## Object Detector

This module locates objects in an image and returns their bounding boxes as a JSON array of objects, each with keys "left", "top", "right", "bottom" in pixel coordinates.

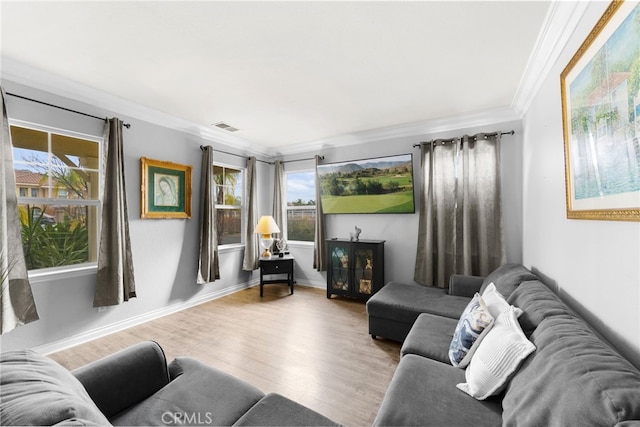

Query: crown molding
[
  {"left": 1, "top": 58, "right": 272, "bottom": 158},
  {"left": 276, "top": 106, "right": 523, "bottom": 156},
  {"left": 511, "top": 0, "right": 591, "bottom": 115},
  {"left": 4, "top": 53, "right": 532, "bottom": 161},
  {"left": 2, "top": 1, "right": 592, "bottom": 160}
]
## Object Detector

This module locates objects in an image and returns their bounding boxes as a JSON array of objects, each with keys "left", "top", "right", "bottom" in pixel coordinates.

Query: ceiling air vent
[{"left": 213, "top": 121, "right": 239, "bottom": 132}]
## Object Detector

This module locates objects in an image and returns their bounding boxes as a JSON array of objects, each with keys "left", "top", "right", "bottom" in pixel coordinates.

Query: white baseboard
[
  {"left": 298, "top": 280, "right": 326, "bottom": 289},
  {"left": 36, "top": 278, "right": 326, "bottom": 355},
  {"left": 35, "top": 281, "right": 255, "bottom": 355}
]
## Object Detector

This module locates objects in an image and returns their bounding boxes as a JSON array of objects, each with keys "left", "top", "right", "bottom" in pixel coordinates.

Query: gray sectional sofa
[
  {"left": 367, "top": 264, "right": 640, "bottom": 426},
  {"left": 0, "top": 340, "right": 339, "bottom": 426}
]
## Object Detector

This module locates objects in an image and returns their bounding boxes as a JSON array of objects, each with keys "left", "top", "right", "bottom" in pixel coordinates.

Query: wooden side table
[{"left": 259, "top": 255, "right": 294, "bottom": 297}]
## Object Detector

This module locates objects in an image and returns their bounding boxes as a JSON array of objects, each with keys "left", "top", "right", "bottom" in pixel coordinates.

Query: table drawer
[{"left": 261, "top": 259, "right": 291, "bottom": 274}]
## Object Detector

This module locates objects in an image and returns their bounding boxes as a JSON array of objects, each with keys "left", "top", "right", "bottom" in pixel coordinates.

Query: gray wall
[
  {"left": 282, "top": 119, "right": 524, "bottom": 287},
  {"left": 0, "top": 78, "right": 523, "bottom": 353},
  {"left": 0, "top": 80, "right": 265, "bottom": 352},
  {"left": 522, "top": 1, "right": 640, "bottom": 368}
]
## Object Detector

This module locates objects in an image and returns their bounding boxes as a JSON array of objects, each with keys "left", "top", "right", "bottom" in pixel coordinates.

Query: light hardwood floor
[{"left": 50, "top": 285, "right": 402, "bottom": 426}]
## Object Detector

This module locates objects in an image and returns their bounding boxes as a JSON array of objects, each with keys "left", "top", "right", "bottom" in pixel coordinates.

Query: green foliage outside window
[
  {"left": 19, "top": 206, "right": 89, "bottom": 270},
  {"left": 213, "top": 165, "right": 243, "bottom": 246},
  {"left": 287, "top": 213, "right": 315, "bottom": 241},
  {"left": 286, "top": 171, "right": 316, "bottom": 242},
  {"left": 12, "top": 124, "right": 100, "bottom": 271}
]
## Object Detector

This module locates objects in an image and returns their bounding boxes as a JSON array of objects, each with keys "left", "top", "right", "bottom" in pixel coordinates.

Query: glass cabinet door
[
  {"left": 354, "top": 248, "right": 374, "bottom": 296},
  {"left": 330, "top": 245, "right": 350, "bottom": 292}
]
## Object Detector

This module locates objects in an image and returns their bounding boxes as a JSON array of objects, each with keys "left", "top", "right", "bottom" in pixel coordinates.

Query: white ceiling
[{"left": 1, "top": 1, "right": 552, "bottom": 151}]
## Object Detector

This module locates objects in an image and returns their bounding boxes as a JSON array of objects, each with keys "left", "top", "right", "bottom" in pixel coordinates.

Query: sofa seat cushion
[
  {"left": 502, "top": 314, "right": 640, "bottom": 426},
  {"left": 232, "top": 393, "right": 340, "bottom": 426},
  {"left": 367, "top": 282, "right": 470, "bottom": 323},
  {"left": 373, "top": 355, "right": 502, "bottom": 426},
  {"left": 479, "top": 263, "right": 538, "bottom": 298},
  {"left": 401, "top": 313, "right": 457, "bottom": 364},
  {"left": 111, "top": 357, "right": 264, "bottom": 426},
  {"left": 0, "top": 349, "right": 111, "bottom": 426}
]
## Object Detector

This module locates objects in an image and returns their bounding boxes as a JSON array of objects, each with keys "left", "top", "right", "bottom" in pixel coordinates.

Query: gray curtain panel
[
  {"left": 272, "top": 160, "right": 287, "bottom": 241},
  {"left": 242, "top": 156, "right": 258, "bottom": 271},
  {"left": 94, "top": 118, "right": 136, "bottom": 307},
  {"left": 459, "top": 134, "right": 506, "bottom": 276},
  {"left": 197, "top": 145, "right": 219, "bottom": 284},
  {"left": 313, "top": 154, "right": 326, "bottom": 271},
  {"left": 0, "top": 87, "right": 40, "bottom": 334},
  {"left": 414, "top": 134, "right": 505, "bottom": 288},
  {"left": 414, "top": 140, "right": 459, "bottom": 288}
]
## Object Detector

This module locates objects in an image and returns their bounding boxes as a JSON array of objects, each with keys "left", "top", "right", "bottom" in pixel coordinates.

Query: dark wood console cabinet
[{"left": 326, "top": 239, "right": 385, "bottom": 300}]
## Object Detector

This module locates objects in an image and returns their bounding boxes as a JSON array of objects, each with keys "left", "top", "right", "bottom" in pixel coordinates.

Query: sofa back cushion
[
  {"left": 502, "top": 314, "right": 640, "bottom": 426},
  {"left": 0, "top": 349, "right": 111, "bottom": 426},
  {"left": 479, "top": 264, "right": 538, "bottom": 298},
  {"left": 507, "top": 280, "right": 575, "bottom": 336}
]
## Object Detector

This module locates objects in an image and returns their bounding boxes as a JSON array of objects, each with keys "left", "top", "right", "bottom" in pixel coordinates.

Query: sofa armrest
[
  {"left": 72, "top": 340, "right": 170, "bottom": 419},
  {"left": 448, "top": 275, "right": 485, "bottom": 297}
]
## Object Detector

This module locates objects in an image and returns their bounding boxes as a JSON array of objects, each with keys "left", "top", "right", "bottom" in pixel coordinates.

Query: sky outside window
[{"left": 287, "top": 171, "right": 315, "bottom": 204}]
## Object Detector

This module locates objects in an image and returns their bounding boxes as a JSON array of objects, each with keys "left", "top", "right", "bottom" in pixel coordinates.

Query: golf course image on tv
[{"left": 317, "top": 153, "right": 415, "bottom": 214}]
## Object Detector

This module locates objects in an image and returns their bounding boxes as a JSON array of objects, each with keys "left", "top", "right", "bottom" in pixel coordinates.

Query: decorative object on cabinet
[
  {"left": 349, "top": 226, "right": 362, "bottom": 241},
  {"left": 560, "top": 0, "right": 640, "bottom": 221},
  {"left": 326, "top": 239, "right": 384, "bottom": 300},
  {"left": 140, "top": 157, "right": 192, "bottom": 219}
]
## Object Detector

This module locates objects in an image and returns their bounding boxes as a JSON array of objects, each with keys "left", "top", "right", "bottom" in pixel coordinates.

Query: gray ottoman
[{"left": 366, "top": 281, "right": 470, "bottom": 342}]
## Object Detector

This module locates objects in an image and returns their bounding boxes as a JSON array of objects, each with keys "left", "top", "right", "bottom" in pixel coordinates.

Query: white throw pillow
[
  {"left": 481, "top": 282, "right": 522, "bottom": 319},
  {"left": 456, "top": 306, "right": 536, "bottom": 400}
]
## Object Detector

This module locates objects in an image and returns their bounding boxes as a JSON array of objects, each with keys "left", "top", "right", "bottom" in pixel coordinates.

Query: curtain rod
[
  {"left": 6, "top": 92, "right": 131, "bottom": 128},
  {"left": 281, "top": 155, "right": 324, "bottom": 164},
  {"left": 412, "top": 130, "right": 514, "bottom": 148},
  {"left": 200, "top": 145, "right": 324, "bottom": 165},
  {"left": 199, "top": 145, "right": 272, "bottom": 164}
]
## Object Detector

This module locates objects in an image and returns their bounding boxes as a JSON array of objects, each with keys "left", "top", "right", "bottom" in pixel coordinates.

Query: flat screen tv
[{"left": 317, "top": 153, "right": 415, "bottom": 214}]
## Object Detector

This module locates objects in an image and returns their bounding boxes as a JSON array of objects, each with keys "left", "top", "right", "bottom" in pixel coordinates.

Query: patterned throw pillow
[{"left": 448, "top": 293, "right": 494, "bottom": 368}]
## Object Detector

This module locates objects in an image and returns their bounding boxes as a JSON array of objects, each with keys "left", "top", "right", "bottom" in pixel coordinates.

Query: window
[
  {"left": 11, "top": 123, "right": 101, "bottom": 271},
  {"left": 286, "top": 171, "right": 316, "bottom": 242},
  {"left": 213, "top": 164, "right": 243, "bottom": 246}
]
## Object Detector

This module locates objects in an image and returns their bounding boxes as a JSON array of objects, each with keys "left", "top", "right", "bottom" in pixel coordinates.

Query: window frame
[
  {"left": 9, "top": 119, "right": 103, "bottom": 279},
  {"left": 212, "top": 161, "right": 245, "bottom": 249},
  {"left": 285, "top": 169, "right": 316, "bottom": 244}
]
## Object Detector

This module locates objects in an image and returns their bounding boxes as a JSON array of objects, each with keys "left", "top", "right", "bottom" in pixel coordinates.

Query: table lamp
[{"left": 255, "top": 215, "right": 280, "bottom": 258}]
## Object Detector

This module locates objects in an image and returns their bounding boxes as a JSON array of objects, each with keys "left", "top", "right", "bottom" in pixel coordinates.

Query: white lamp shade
[{"left": 255, "top": 215, "right": 280, "bottom": 235}]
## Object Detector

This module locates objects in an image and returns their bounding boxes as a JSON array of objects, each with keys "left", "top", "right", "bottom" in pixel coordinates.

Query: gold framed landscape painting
[
  {"left": 561, "top": 0, "right": 640, "bottom": 221},
  {"left": 140, "top": 157, "right": 192, "bottom": 219}
]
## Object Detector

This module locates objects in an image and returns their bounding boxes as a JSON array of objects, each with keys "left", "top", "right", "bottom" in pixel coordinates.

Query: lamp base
[{"left": 259, "top": 234, "right": 274, "bottom": 259}]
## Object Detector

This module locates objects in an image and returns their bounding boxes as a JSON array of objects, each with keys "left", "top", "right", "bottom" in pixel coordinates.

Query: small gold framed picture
[{"left": 140, "top": 157, "right": 192, "bottom": 219}]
